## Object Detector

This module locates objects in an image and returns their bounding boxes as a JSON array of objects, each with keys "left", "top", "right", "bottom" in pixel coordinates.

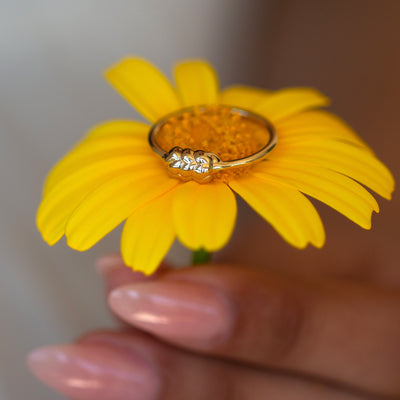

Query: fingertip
[
  {"left": 95, "top": 253, "right": 124, "bottom": 275},
  {"left": 107, "top": 279, "right": 234, "bottom": 348},
  {"left": 27, "top": 342, "right": 160, "bottom": 400},
  {"left": 96, "top": 255, "right": 174, "bottom": 298},
  {"left": 96, "top": 254, "right": 172, "bottom": 278}
]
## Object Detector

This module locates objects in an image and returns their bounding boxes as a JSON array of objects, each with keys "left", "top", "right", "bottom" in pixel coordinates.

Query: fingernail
[
  {"left": 108, "top": 281, "right": 234, "bottom": 346},
  {"left": 95, "top": 254, "right": 124, "bottom": 275},
  {"left": 27, "top": 344, "right": 160, "bottom": 400}
]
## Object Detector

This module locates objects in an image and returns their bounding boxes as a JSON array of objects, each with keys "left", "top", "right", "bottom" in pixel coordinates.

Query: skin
[
  {"left": 28, "top": 3, "right": 400, "bottom": 398},
  {"left": 28, "top": 212, "right": 400, "bottom": 400}
]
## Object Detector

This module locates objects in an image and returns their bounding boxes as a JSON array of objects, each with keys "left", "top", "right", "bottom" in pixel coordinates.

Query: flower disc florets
[{"left": 153, "top": 105, "right": 271, "bottom": 182}]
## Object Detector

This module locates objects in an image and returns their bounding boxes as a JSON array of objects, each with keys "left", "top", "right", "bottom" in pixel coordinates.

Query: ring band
[{"left": 149, "top": 106, "right": 277, "bottom": 181}]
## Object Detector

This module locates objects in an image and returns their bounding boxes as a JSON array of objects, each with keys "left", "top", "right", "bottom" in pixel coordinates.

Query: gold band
[{"left": 149, "top": 106, "right": 277, "bottom": 181}]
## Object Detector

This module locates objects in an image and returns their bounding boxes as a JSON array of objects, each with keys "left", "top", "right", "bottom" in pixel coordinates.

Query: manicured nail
[
  {"left": 108, "top": 281, "right": 234, "bottom": 345},
  {"left": 96, "top": 256, "right": 167, "bottom": 295},
  {"left": 95, "top": 254, "right": 124, "bottom": 275},
  {"left": 27, "top": 344, "right": 160, "bottom": 400}
]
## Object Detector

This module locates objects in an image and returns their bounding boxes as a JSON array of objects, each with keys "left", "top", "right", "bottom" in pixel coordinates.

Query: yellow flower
[{"left": 37, "top": 57, "right": 395, "bottom": 274}]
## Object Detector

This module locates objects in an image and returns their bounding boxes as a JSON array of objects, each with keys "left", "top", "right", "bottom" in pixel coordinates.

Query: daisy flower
[{"left": 37, "top": 57, "right": 394, "bottom": 274}]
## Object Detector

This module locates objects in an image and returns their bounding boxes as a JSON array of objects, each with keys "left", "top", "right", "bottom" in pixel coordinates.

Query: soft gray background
[{"left": 1, "top": 1, "right": 399, "bottom": 399}]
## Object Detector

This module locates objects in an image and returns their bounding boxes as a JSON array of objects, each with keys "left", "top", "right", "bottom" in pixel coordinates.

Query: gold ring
[{"left": 149, "top": 106, "right": 277, "bottom": 181}]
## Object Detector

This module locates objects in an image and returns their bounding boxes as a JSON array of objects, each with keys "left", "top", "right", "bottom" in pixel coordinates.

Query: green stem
[{"left": 192, "top": 248, "right": 211, "bottom": 265}]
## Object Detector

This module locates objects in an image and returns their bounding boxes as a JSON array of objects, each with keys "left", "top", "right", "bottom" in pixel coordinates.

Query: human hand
[{"left": 28, "top": 254, "right": 400, "bottom": 400}]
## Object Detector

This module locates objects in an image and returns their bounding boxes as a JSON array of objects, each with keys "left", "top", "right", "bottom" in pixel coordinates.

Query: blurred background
[{"left": 1, "top": 1, "right": 399, "bottom": 398}]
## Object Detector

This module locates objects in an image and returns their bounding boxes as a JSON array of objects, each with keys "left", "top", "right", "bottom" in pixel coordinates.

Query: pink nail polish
[
  {"left": 27, "top": 344, "right": 160, "bottom": 400},
  {"left": 95, "top": 254, "right": 124, "bottom": 275},
  {"left": 108, "top": 281, "right": 234, "bottom": 346}
]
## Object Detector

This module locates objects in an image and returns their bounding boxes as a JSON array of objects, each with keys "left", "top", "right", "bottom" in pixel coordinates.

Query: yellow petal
[
  {"left": 230, "top": 175, "right": 325, "bottom": 248},
  {"left": 253, "top": 160, "right": 379, "bottom": 229},
  {"left": 279, "top": 132, "right": 369, "bottom": 152},
  {"left": 253, "top": 88, "right": 330, "bottom": 123},
  {"left": 121, "top": 189, "right": 176, "bottom": 275},
  {"left": 65, "top": 166, "right": 178, "bottom": 251},
  {"left": 173, "top": 181, "right": 237, "bottom": 251},
  {"left": 105, "top": 57, "right": 181, "bottom": 122},
  {"left": 275, "top": 110, "right": 370, "bottom": 150},
  {"left": 37, "top": 155, "right": 154, "bottom": 245},
  {"left": 44, "top": 134, "right": 150, "bottom": 195},
  {"left": 174, "top": 60, "right": 219, "bottom": 106},
  {"left": 271, "top": 140, "right": 395, "bottom": 199},
  {"left": 219, "top": 85, "right": 270, "bottom": 110},
  {"left": 84, "top": 120, "right": 150, "bottom": 140}
]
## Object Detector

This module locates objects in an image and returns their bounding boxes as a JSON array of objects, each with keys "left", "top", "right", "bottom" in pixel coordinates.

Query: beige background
[{"left": 1, "top": 1, "right": 399, "bottom": 399}]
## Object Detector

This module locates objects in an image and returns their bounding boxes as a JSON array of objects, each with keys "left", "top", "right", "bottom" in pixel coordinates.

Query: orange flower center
[{"left": 155, "top": 105, "right": 272, "bottom": 182}]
